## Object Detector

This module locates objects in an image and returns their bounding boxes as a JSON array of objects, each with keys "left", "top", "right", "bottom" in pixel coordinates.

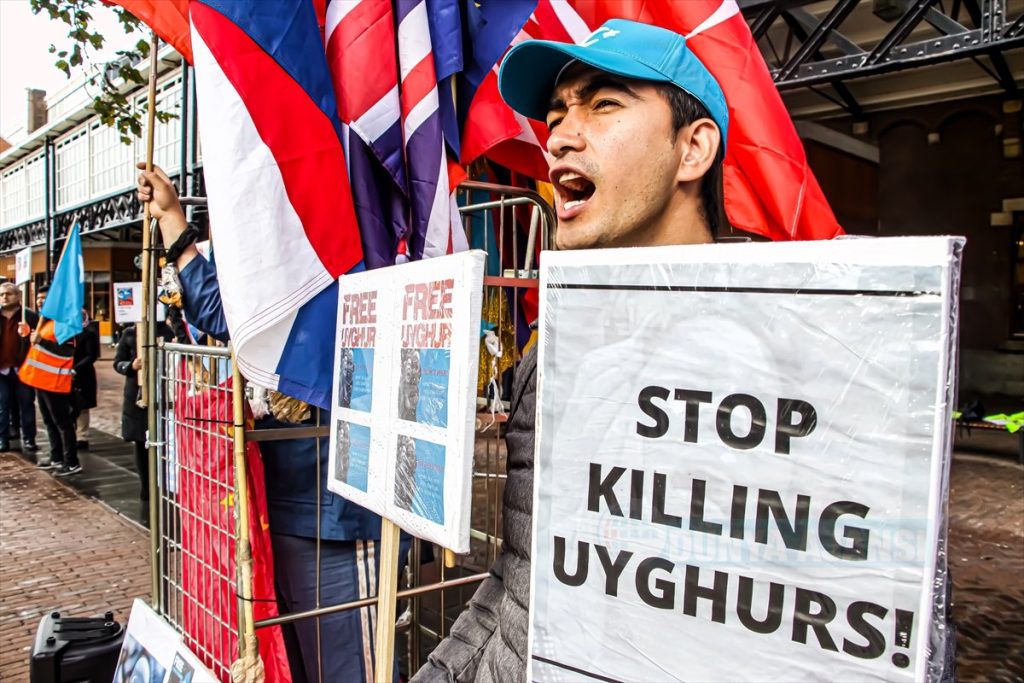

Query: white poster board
[
  {"left": 328, "top": 251, "right": 486, "bottom": 552},
  {"left": 529, "top": 237, "right": 962, "bottom": 682},
  {"left": 114, "top": 599, "right": 216, "bottom": 683},
  {"left": 15, "top": 246, "right": 32, "bottom": 285},
  {"left": 115, "top": 281, "right": 166, "bottom": 323}
]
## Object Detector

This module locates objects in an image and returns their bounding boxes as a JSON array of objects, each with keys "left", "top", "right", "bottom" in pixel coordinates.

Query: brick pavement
[
  {"left": 947, "top": 454, "right": 1024, "bottom": 682},
  {"left": 0, "top": 453, "right": 150, "bottom": 681},
  {"left": 91, "top": 356, "right": 123, "bottom": 439}
]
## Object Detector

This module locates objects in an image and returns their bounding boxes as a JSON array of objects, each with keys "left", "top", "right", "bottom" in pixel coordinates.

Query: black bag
[{"left": 30, "top": 611, "right": 124, "bottom": 683}]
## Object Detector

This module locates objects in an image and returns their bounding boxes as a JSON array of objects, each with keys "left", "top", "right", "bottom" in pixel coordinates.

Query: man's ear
[{"left": 676, "top": 118, "right": 721, "bottom": 184}]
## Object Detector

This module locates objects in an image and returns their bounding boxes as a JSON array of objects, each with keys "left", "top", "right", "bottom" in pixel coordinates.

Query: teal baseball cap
[{"left": 498, "top": 18, "right": 728, "bottom": 142}]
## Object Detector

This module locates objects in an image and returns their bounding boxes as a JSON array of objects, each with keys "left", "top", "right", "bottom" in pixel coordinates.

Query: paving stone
[{"left": 0, "top": 453, "right": 150, "bottom": 680}]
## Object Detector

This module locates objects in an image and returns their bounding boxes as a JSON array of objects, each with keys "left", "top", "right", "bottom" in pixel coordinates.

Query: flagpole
[
  {"left": 139, "top": 31, "right": 159, "bottom": 410},
  {"left": 138, "top": 30, "right": 160, "bottom": 611}
]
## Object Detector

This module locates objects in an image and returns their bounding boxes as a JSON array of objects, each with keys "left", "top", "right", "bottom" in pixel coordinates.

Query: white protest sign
[
  {"left": 529, "top": 237, "right": 962, "bottom": 682},
  {"left": 328, "top": 251, "right": 485, "bottom": 552},
  {"left": 113, "top": 598, "right": 216, "bottom": 682},
  {"left": 15, "top": 246, "right": 32, "bottom": 285},
  {"left": 114, "top": 282, "right": 142, "bottom": 323},
  {"left": 115, "top": 282, "right": 165, "bottom": 323}
]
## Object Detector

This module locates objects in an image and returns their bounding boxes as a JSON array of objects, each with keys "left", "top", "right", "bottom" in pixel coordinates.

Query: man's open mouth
[{"left": 553, "top": 169, "right": 596, "bottom": 212}]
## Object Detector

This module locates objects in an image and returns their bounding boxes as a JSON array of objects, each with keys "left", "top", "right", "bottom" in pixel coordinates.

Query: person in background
[
  {"left": 114, "top": 321, "right": 173, "bottom": 525},
  {"left": 72, "top": 308, "right": 100, "bottom": 451},
  {"left": 19, "top": 285, "right": 81, "bottom": 475},
  {"left": 0, "top": 282, "right": 39, "bottom": 454}
]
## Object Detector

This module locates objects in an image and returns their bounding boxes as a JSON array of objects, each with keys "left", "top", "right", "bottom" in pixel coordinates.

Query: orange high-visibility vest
[{"left": 18, "top": 320, "right": 74, "bottom": 393}]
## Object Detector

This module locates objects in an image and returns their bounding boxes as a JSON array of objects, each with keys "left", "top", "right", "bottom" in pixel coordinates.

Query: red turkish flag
[
  {"left": 103, "top": 0, "right": 193, "bottom": 63},
  {"left": 463, "top": 0, "right": 843, "bottom": 241},
  {"left": 175, "top": 366, "right": 291, "bottom": 681}
]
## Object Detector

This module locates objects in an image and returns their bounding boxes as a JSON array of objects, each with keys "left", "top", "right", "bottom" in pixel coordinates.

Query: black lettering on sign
[
  {"left": 588, "top": 463, "right": 625, "bottom": 516},
  {"left": 674, "top": 389, "right": 713, "bottom": 443},
  {"left": 730, "top": 485, "right": 748, "bottom": 540},
  {"left": 629, "top": 469, "right": 644, "bottom": 521},
  {"left": 716, "top": 394, "right": 768, "bottom": 449},
  {"left": 553, "top": 536, "right": 588, "bottom": 587},
  {"left": 636, "top": 386, "right": 671, "bottom": 438},
  {"left": 792, "top": 588, "right": 839, "bottom": 652},
  {"left": 755, "top": 489, "right": 811, "bottom": 551},
  {"left": 636, "top": 557, "right": 676, "bottom": 610},
  {"left": 843, "top": 601, "right": 887, "bottom": 659},
  {"left": 689, "top": 479, "right": 724, "bottom": 536},
  {"left": 595, "top": 544, "right": 634, "bottom": 597},
  {"left": 683, "top": 564, "right": 729, "bottom": 624},
  {"left": 776, "top": 398, "right": 817, "bottom": 455},
  {"left": 651, "top": 472, "right": 682, "bottom": 528},
  {"left": 819, "top": 501, "right": 871, "bottom": 561},
  {"left": 736, "top": 575, "right": 784, "bottom": 634}
]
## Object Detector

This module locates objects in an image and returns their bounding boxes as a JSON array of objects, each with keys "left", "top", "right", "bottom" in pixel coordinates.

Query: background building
[{"left": 0, "top": 47, "right": 198, "bottom": 342}]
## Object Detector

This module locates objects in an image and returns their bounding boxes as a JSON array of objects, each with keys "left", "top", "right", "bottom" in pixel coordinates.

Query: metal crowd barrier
[
  {"left": 148, "top": 181, "right": 555, "bottom": 680},
  {"left": 153, "top": 342, "right": 243, "bottom": 681}
]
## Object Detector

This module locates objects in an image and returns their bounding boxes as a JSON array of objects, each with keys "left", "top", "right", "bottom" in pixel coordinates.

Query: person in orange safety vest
[{"left": 18, "top": 285, "right": 81, "bottom": 476}]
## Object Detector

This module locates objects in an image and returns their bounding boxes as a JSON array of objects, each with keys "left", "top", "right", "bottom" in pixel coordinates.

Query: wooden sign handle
[{"left": 373, "top": 519, "right": 402, "bottom": 682}]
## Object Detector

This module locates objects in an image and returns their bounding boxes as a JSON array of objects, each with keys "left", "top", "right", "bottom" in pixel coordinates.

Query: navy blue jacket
[{"left": 178, "top": 256, "right": 384, "bottom": 541}]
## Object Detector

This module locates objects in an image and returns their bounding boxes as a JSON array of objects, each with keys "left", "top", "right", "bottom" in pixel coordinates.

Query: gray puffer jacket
[{"left": 412, "top": 346, "right": 537, "bottom": 683}]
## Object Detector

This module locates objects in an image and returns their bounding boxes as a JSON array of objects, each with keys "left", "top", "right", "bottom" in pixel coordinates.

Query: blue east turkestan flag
[{"left": 41, "top": 223, "right": 84, "bottom": 344}]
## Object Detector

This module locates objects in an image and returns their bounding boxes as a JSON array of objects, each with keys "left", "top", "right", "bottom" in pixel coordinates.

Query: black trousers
[
  {"left": 132, "top": 440, "right": 149, "bottom": 501},
  {"left": 0, "top": 371, "right": 36, "bottom": 442},
  {"left": 38, "top": 390, "right": 78, "bottom": 467}
]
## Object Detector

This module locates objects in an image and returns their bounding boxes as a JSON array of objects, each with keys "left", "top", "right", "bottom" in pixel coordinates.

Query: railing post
[
  {"left": 43, "top": 137, "right": 54, "bottom": 282},
  {"left": 179, "top": 65, "right": 189, "bottom": 201}
]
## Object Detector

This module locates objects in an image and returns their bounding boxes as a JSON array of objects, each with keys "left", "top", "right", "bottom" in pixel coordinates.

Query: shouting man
[{"left": 414, "top": 18, "right": 727, "bottom": 682}]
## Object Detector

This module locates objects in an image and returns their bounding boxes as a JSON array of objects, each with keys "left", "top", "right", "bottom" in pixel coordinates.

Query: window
[
  {"left": 90, "top": 121, "right": 135, "bottom": 197},
  {"left": 1, "top": 163, "right": 27, "bottom": 227},
  {"left": 84, "top": 271, "right": 113, "bottom": 323},
  {"left": 138, "top": 75, "right": 183, "bottom": 173},
  {"left": 24, "top": 153, "right": 45, "bottom": 220},
  {"left": 55, "top": 127, "right": 90, "bottom": 209}
]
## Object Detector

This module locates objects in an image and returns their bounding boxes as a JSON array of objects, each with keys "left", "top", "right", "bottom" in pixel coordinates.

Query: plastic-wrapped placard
[
  {"left": 328, "top": 251, "right": 485, "bottom": 552},
  {"left": 529, "top": 237, "right": 963, "bottom": 682}
]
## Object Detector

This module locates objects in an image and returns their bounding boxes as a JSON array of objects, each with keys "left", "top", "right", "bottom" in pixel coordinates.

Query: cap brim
[{"left": 498, "top": 40, "right": 670, "bottom": 122}]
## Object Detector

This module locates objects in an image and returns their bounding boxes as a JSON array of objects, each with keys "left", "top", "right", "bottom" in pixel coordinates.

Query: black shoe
[
  {"left": 22, "top": 440, "right": 39, "bottom": 453},
  {"left": 36, "top": 459, "right": 58, "bottom": 469},
  {"left": 54, "top": 464, "right": 83, "bottom": 477},
  {"left": 76, "top": 440, "right": 89, "bottom": 450}
]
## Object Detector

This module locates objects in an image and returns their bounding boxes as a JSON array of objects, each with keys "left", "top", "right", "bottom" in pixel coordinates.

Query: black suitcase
[{"left": 30, "top": 611, "right": 125, "bottom": 683}]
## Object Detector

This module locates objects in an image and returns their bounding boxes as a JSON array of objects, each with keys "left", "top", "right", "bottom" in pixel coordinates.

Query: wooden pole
[
  {"left": 139, "top": 31, "right": 159, "bottom": 410},
  {"left": 138, "top": 31, "right": 160, "bottom": 609},
  {"left": 373, "top": 519, "right": 402, "bottom": 682},
  {"left": 231, "top": 349, "right": 257, "bottom": 658}
]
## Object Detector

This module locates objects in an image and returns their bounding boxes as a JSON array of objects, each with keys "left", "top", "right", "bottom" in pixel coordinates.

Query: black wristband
[{"left": 165, "top": 224, "right": 200, "bottom": 262}]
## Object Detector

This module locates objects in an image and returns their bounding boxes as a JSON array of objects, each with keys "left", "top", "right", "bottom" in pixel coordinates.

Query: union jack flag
[{"left": 325, "top": 0, "right": 468, "bottom": 269}]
